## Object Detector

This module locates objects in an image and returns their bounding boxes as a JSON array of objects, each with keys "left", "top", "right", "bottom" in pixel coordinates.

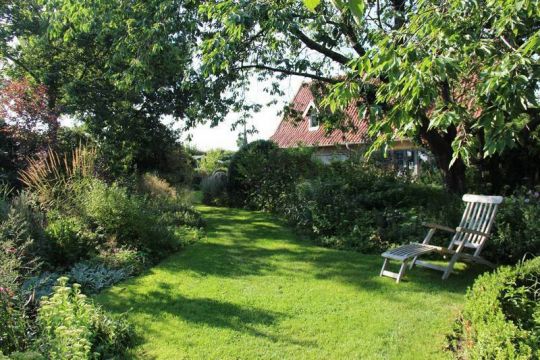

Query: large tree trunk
[{"left": 419, "top": 121, "right": 466, "bottom": 194}]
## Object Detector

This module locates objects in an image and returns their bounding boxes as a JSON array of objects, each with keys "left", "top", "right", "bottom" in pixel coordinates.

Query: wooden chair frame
[{"left": 380, "top": 194, "right": 503, "bottom": 283}]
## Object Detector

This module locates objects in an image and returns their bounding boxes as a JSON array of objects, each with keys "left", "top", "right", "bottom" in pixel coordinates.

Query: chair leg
[
  {"left": 442, "top": 254, "right": 460, "bottom": 280},
  {"left": 380, "top": 258, "right": 388, "bottom": 277},
  {"left": 410, "top": 256, "right": 418, "bottom": 270},
  {"left": 396, "top": 261, "right": 408, "bottom": 283}
]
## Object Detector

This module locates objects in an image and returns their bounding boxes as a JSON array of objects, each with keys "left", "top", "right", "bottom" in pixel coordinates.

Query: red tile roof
[{"left": 270, "top": 83, "right": 368, "bottom": 148}]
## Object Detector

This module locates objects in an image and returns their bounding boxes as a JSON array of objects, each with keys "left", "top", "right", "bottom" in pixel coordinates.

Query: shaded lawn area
[{"left": 95, "top": 205, "right": 483, "bottom": 359}]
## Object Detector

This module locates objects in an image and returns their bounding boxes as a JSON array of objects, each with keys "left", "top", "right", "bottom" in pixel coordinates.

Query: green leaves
[
  {"left": 306, "top": 0, "right": 366, "bottom": 18},
  {"left": 345, "top": 0, "right": 365, "bottom": 20},
  {"left": 303, "top": 0, "right": 321, "bottom": 12}
]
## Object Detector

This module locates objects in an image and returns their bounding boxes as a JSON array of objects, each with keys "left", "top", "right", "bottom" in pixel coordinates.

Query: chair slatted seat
[{"left": 380, "top": 194, "right": 503, "bottom": 283}]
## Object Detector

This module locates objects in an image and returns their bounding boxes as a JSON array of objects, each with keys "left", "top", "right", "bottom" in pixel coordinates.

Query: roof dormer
[{"left": 303, "top": 101, "right": 319, "bottom": 131}]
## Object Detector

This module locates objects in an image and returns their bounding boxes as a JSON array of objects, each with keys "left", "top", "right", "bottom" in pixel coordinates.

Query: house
[{"left": 270, "top": 82, "right": 424, "bottom": 173}]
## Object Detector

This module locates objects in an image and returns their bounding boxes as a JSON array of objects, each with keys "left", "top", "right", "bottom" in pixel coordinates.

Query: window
[{"left": 304, "top": 102, "right": 319, "bottom": 131}]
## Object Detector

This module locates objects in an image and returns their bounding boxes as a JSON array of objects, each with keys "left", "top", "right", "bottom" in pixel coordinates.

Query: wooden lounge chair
[{"left": 380, "top": 194, "right": 503, "bottom": 283}]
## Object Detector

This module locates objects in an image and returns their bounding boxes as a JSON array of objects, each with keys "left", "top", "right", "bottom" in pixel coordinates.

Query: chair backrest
[{"left": 449, "top": 194, "right": 503, "bottom": 255}]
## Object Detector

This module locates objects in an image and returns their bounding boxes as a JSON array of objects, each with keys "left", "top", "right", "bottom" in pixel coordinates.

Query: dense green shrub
[
  {"left": 37, "top": 277, "right": 133, "bottom": 359},
  {"left": 149, "top": 194, "right": 205, "bottom": 230},
  {"left": 2, "top": 351, "right": 45, "bottom": 360},
  {"left": 448, "top": 257, "right": 540, "bottom": 359},
  {"left": 0, "top": 290, "right": 30, "bottom": 355},
  {"left": 2, "top": 146, "right": 201, "bottom": 357},
  {"left": 228, "top": 140, "right": 317, "bottom": 211},
  {"left": 0, "top": 200, "right": 39, "bottom": 355},
  {"left": 201, "top": 171, "right": 228, "bottom": 206},
  {"left": 44, "top": 215, "right": 96, "bottom": 266},
  {"left": 154, "top": 145, "right": 194, "bottom": 186},
  {"left": 486, "top": 191, "right": 540, "bottom": 264},
  {"left": 80, "top": 179, "right": 178, "bottom": 259},
  {"left": 229, "top": 146, "right": 461, "bottom": 252},
  {"left": 289, "top": 162, "right": 461, "bottom": 251}
]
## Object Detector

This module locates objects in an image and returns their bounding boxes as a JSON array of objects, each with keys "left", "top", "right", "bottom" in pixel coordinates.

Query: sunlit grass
[{"left": 95, "top": 205, "right": 483, "bottom": 359}]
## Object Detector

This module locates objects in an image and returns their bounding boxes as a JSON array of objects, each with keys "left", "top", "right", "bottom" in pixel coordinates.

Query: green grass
[{"left": 95, "top": 205, "right": 483, "bottom": 359}]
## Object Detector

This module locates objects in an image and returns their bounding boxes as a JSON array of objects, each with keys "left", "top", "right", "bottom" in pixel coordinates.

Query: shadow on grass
[
  {"left": 98, "top": 204, "right": 486, "bottom": 358},
  {"left": 158, "top": 205, "right": 484, "bottom": 295},
  {"left": 104, "top": 281, "right": 317, "bottom": 352}
]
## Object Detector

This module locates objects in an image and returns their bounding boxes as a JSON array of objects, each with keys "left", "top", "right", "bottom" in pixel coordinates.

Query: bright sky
[{"left": 180, "top": 76, "right": 305, "bottom": 151}]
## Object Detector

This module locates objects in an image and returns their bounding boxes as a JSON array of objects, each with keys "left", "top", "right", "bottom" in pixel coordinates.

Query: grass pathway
[{"left": 96, "top": 205, "right": 481, "bottom": 359}]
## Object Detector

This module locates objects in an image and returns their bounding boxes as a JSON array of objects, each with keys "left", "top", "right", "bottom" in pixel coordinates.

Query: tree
[
  {"left": 323, "top": 0, "right": 540, "bottom": 192},
  {"left": 0, "top": 78, "right": 59, "bottom": 184},
  {"left": 1, "top": 0, "right": 232, "bottom": 175},
  {"left": 199, "top": 149, "right": 233, "bottom": 175},
  {"left": 200, "top": 0, "right": 540, "bottom": 192}
]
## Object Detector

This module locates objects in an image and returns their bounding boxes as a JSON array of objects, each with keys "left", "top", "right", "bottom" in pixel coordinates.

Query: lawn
[{"left": 95, "top": 205, "right": 483, "bottom": 359}]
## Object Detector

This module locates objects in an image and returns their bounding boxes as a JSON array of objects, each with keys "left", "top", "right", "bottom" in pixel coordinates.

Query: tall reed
[{"left": 18, "top": 146, "right": 97, "bottom": 209}]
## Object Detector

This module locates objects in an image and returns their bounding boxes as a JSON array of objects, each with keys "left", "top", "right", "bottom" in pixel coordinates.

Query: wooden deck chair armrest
[
  {"left": 422, "top": 222, "right": 456, "bottom": 233},
  {"left": 455, "top": 227, "right": 491, "bottom": 238}
]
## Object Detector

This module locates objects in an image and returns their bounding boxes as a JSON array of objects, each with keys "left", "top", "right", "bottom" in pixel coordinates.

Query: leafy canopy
[{"left": 322, "top": 0, "right": 540, "bottom": 166}]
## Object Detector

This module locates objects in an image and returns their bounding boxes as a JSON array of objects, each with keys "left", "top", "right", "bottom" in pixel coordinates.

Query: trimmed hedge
[{"left": 449, "top": 256, "right": 540, "bottom": 359}]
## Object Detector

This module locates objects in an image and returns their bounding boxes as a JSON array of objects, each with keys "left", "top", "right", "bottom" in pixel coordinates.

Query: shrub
[
  {"left": 153, "top": 197, "right": 205, "bottom": 230},
  {"left": 201, "top": 171, "right": 228, "bottom": 206},
  {"left": 288, "top": 161, "right": 460, "bottom": 251},
  {"left": 198, "top": 149, "right": 232, "bottom": 176},
  {"left": 486, "top": 190, "right": 540, "bottom": 264},
  {"left": 68, "top": 262, "right": 129, "bottom": 294},
  {"left": 22, "top": 272, "right": 62, "bottom": 301},
  {"left": 4, "top": 351, "right": 45, "bottom": 360},
  {"left": 93, "top": 248, "right": 146, "bottom": 276},
  {"left": 228, "top": 143, "right": 462, "bottom": 252},
  {"left": 448, "top": 257, "right": 540, "bottom": 359},
  {"left": 0, "top": 200, "right": 39, "bottom": 355},
  {"left": 37, "top": 277, "right": 133, "bottom": 359},
  {"left": 227, "top": 140, "right": 317, "bottom": 211},
  {"left": 80, "top": 179, "right": 177, "bottom": 259},
  {"left": 0, "top": 290, "right": 30, "bottom": 355},
  {"left": 137, "top": 173, "right": 176, "bottom": 199},
  {"left": 155, "top": 145, "right": 194, "bottom": 186},
  {"left": 1, "top": 192, "right": 46, "bottom": 264},
  {"left": 44, "top": 215, "right": 95, "bottom": 266}
]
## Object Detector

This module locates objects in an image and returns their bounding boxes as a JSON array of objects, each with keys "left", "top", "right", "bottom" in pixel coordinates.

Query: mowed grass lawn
[{"left": 95, "top": 205, "right": 483, "bottom": 359}]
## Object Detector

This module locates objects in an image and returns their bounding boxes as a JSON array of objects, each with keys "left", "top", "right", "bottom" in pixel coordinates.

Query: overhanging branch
[
  {"left": 289, "top": 27, "right": 351, "bottom": 65},
  {"left": 234, "top": 64, "right": 339, "bottom": 84}
]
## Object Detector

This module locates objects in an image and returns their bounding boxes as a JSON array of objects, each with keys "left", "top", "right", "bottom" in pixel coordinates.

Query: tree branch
[
  {"left": 234, "top": 64, "right": 339, "bottom": 84},
  {"left": 289, "top": 27, "right": 351, "bottom": 65},
  {"left": 3, "top": 53, "right": 40, "bottom": 82},
  {"left": 337, "top": 11, "right": 366, "bottom": 56}
]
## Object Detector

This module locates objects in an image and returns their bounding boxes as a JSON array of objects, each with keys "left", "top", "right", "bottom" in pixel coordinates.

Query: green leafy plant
[
  {"left": 198, "top": 149, "right": 233, "bottom": 176},
  {"left": 448, "top": 257, "right": 540, "bottom": 359},
  {"left": 37, "top": 277, "right": 133, "bottom": 359},
  {"left": 68, "top": 262, "right": 129, "bottom": 295},
  {"left": 486, "top": 190, "right": 540, "bottom": 264},
  {"left": 227, "top": 140, "right": 317, "bottom": 211},
  {"left": 44, "top": 215, "right": 95, "bottom": 267},
  {"left": 93, "top": 248, "right": 146, "bottom": 276}
]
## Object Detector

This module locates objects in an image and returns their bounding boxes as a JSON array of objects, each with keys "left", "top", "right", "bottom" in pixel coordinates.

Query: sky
[{"left": 179, "top": 75, "right": 305, "bottom": 151}]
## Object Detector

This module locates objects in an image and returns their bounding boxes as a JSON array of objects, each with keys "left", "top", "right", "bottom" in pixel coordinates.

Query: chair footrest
[
  {"left": 381, "top": 243, "right": 441, "bottom": 261},
  {"left": 380, "top": 270, "right": 400, "bottom": 280}
]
